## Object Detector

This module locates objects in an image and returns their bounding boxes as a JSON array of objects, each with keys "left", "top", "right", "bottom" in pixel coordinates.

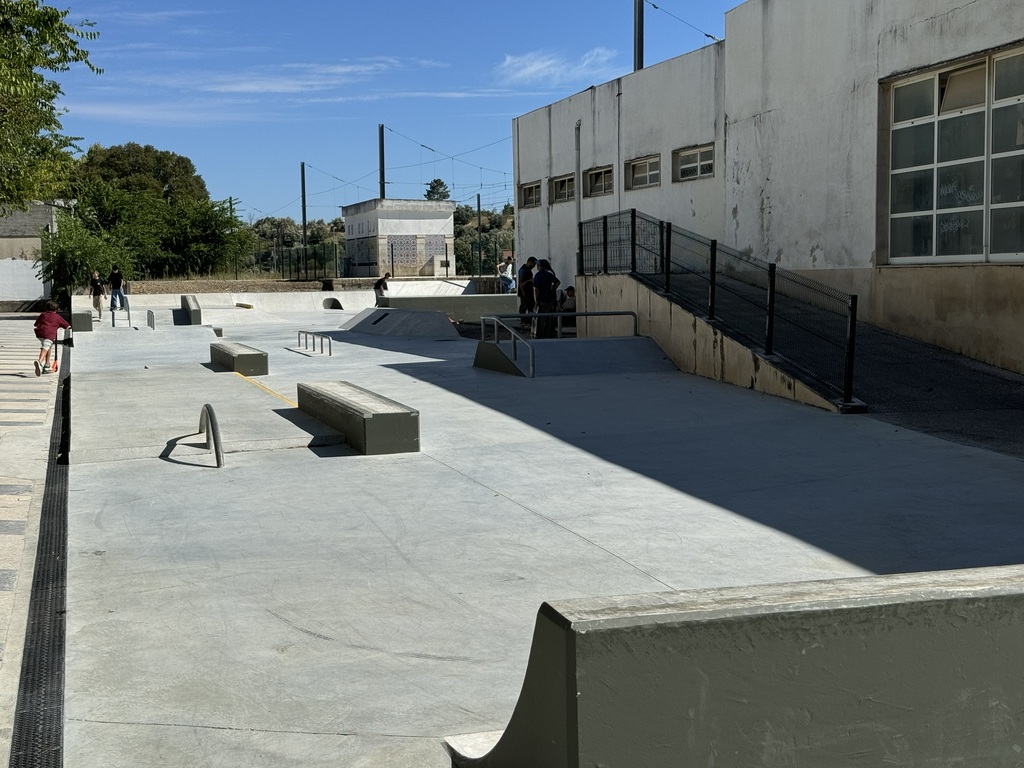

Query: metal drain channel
[{"left": 9, "top": 352, "right": 71, "bottom": 768}]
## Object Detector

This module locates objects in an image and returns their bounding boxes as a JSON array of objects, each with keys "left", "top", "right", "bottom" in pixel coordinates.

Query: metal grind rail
[
  {"left": 580, "top": 209, "right": 859, "bottom": 406},
  {"left": 296, "top": 330, "right": 332, "bottom": 356},
  {"left": 199, "top": 403, "right": 225, "bottom": 468},
  {"left": 481, "top": 311, "right": 640, "bottom": 378}
]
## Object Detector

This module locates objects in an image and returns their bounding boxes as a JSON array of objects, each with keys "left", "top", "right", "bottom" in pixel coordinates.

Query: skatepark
[{"left": 3, "top": 282, "right": 1024, "bottom": 766}]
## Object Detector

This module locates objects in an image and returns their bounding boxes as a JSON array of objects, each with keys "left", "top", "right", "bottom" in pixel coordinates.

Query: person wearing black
[
  {"left": 517, "top": 257, "right": 537, "bottom": 323},
  {"left": 373, "top": 272, "right": 390, "bottom": 306},
  {"left": 533, "top": 259, "right": 561, "bottom": 338},
  {"left": 89, "top": 270, "right": 106, "bottom": 320},
  {"left": 108, "top": 265, "right": 127, "bottom": 312}
]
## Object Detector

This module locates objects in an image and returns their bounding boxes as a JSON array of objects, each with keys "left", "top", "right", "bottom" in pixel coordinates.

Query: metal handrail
[
  {"left": 198, "top": 403, "right": 224, "bottom": 468},
  {"left": 297, "top": 330, "right": 332, "bottom": 356},
  {"left": 481, "top": 316, "right": 535, "bottom": 377},
  {"left": 494, "top": 310, "right": 639, "bottom": 339}
]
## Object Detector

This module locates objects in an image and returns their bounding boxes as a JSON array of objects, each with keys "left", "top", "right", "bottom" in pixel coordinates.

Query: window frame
[
  {"left": 519, "top": 181, "right": 542, "bottom": 209},
  {"left": 672, "top": 144, "right": 715, "bottom": 182},
  {"left": 625, "top": 154, "right": 661, "bottom": 191},
  {"left": 584, "top": 166, "right": 614, "bottom": 198},
  {"left": 548, "top": 174, "right": 575, "bottom": 204}
]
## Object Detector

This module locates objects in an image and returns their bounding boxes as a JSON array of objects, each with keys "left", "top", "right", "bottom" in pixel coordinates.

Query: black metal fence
[
  {"left": 579, "top": 209, "right": 858, "bottom": 404},
  {"left": 274, "top": 243, "right": 347, "bottom": 280}
]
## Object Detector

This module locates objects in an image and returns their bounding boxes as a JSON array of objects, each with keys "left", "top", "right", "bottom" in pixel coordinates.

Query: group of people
[
  {"left": 512, "top": 255, "right": 576, "bottom": 338},
  {"left": 88, "top": 266, "right": 128, "bottom": 320}
]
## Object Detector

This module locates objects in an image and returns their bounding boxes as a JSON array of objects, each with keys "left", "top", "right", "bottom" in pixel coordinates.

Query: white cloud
[{"left": 497, "top": 47, "right": 618, "bottom": 85}]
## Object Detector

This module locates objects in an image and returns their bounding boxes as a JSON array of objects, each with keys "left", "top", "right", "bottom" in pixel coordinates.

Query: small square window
[
  {"left": 626, "top": 155, "right": 661, "bottom": 190},
  {"left": 549, "top": 174, "right": 575, "bottom": 203},
  {"left": 672, "top": 144, "right": 714, "bottom": 181},
  {"left": 519, "top": 182, "right": 541, "bottom": 208},
  {"left": 585, "top": 167, "right": 614, "bottom": 197}
]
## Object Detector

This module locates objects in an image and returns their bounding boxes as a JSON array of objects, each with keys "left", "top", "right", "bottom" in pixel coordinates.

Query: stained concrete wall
[
  {"left": 514, "top": 0, "right": 1024, "bottom": 374},
  {"left": 446, "top": 565, "right": 1024, "bottom": 767},
  {"left": 577, "top": 273, "right": 835, "bottom": 410}
]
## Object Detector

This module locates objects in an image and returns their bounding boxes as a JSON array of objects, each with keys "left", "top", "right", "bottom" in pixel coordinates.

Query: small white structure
[
  {"left": 342, "top": 198, "right": 456, "bottom": 278},
  {"left": 0, "top": 202, "right": 64, "bottom": 307},
  {"left": 514, "top": 0, "right": 1024, "bottom": 373}
]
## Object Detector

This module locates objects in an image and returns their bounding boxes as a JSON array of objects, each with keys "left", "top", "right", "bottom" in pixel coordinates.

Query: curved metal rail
[{"left": 198, "top": 403, "right": 225, "bottom": 468}]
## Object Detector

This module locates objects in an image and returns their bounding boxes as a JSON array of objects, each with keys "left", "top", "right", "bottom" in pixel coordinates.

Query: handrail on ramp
[
  {"left": 198, "top": 403, "right": 225, "bottom": 468},
  {"left": 297, "top": 330, "right": 332, "bottom": 356}
]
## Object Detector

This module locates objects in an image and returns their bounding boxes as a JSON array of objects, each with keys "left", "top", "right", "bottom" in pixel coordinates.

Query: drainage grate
[{"left": 9, "top": 352, "right": 70, "bottom": 768}]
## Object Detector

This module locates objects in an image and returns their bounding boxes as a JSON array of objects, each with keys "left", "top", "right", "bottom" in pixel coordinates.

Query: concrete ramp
[
  {"left": 339, "top": 307, "right": 459, "bottom": 339},
  {"left": 446, "top": 565, "right": 1024, "bottom": 767}
]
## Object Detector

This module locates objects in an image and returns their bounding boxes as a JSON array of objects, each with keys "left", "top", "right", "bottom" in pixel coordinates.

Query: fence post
[
  {"left": 577, "top": 220, "right": 584, "bottom": 274},
  {"left": 630, "top": 208, "right": 637, "bottom": 273},
  {"left": 765, "top": 262, "right": 776, "bottom": 355},
  {"left": 602, "top": 216, "right": 609, "bottom": 274},
  {"left": 664, "top": 222, "right": 672, "bottom": 293},
  {"left": 708, "top": 239, "right": 718, "bottom": 320},
  {"left": 843, "top": 294, "right": 858, "bottom": 404}
]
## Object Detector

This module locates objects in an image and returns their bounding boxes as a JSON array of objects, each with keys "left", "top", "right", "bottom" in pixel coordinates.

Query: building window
[
  {"left": 888, "top": 48, "right": 1024, "bottom": 262},
  {"left": 549, "top": 174, "right": 575, "bottom": 203},
  {"left": 673, "top": 144, "right": 715, "bottom": 181},
  {"left": 585, "top": 166, "right": 614, "bottom": 197},
  {"left": 626, "top": 155, "right": 661, "bottom": 190},
  {"left": 519, "top": 181, "right": 541, "bottom": 209}
]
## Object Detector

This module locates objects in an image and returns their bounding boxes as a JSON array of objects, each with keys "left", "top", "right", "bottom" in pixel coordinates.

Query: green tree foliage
[
  {"left": 77, "top": 143, "right": 209, "bottom": 202},
  {"left": 0, "top": 1, "right": 100, "bottom": 212},
  {"left": 37, "top": 208, "right": 129, "bottom": 310},
  {"left": 424, "top": 178, "right": 450, "bottom": 201}
]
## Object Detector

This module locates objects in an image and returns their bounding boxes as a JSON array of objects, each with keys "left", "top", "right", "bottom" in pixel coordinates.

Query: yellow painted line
[{"left": 232, "top": 372, "right": 297, "bottom": 407}]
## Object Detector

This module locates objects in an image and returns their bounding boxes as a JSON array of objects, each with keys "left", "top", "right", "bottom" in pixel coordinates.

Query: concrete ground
[{"left": 6, "top": 297, "right": 1024, "bottom": 767}]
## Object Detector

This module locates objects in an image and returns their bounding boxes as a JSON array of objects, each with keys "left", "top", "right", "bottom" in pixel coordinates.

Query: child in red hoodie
[{"left": 33, "top": 301, "right": 71, "bottom": 376}]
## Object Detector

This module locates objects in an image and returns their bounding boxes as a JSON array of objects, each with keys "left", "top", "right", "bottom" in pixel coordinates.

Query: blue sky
[{"left": 55, "top": 0, "right": 738, "bottom": 224}]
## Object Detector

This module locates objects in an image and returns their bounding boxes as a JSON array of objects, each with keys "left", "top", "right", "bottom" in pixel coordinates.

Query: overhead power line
[{"left": 643, "top": 0, "right": 722, "bottom": 42}]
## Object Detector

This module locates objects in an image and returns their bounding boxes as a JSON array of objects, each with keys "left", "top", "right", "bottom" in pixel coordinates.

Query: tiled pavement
[{"left": 0, "top": 313, "right": 62, "bottom": 764}]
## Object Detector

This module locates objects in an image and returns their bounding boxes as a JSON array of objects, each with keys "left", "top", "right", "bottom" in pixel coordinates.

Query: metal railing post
[
  {"left": 765, "top": 262, "right": 776, "bottom": 355},
  {"left": 602, "top": 216, "right": 609, "bottom": 274},
  {"left": 630, "top": 208, "right": 637, "bottom": 273},
  {"left": 708, "top": 239, "right": 717, "bottom": 320},
  {"left": 664, "top": 222, "right": 673, "bottom": 293},
  {"left": 198, "top": 403, "right": 224, "bottom": 468},
  {"left": 843, "top": 294, "right": 858, "bottom": 404}
]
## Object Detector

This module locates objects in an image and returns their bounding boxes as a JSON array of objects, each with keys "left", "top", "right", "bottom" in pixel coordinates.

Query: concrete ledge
[
  {"left": 446, "top": 565, "right": 1024, "bottom": 767},
  {"left": 181, "top": 294, "right": 202, "bottom": 325},
  {"left": 210, "top": 342, "right": 268, "bottom": 376},
  {"left": 70, "top": 311, "right": 92, "bottom": 332},
  {"left": 296, "top": 381, "right": 419, "bottom": 455}
]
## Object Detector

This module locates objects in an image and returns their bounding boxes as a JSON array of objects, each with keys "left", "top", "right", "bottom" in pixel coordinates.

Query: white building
[
  {"left": 514, "top": 0, "right": 1024, "bottom": 373},
  {"left": 0, "top": 202, "right": 64, "bottom": 308},
  {"left": 342, "top": 198, "right": 456, "bottom": 278}
]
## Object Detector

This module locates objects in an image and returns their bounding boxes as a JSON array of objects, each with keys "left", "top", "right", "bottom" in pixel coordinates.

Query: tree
[
  {"left": 424, "top": 178, "right": 450, "bottom": 201},
  {"left": 0, "top": 1, "right": 100, "bottom": 212},
  {"left": 77, "top": 143, "right": 208, "bottom": 202},
  {"left": 37, "top": 208, "right": 129, "bottom": 310}
]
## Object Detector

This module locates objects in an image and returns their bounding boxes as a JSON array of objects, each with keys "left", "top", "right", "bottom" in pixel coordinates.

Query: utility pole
[
  {"left": 378, "top": 124, "right": 386, "bottom": 199},
  {"left": 634, "top": 0, "right": 644, "bottom": 71},
  {"left": 477, "top": 193, "right": 482, "bottom": 277},
  {"left": 301, "top": 162, "right": 308, "bottom": 279}
]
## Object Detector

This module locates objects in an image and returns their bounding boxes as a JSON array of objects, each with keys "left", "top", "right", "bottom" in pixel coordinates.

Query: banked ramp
[{"left": 445, "top": 565, "right": 1024, "bottom": 766}]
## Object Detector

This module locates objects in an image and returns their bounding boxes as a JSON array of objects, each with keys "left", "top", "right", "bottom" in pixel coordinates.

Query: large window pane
[
  {"left": 891, "top": 169, "right": 934, "bottom": 213},
  {"left": 892, "top": 124, "right": 934, "bottom": 169},
  {"left": 994, "top": 53, "right": 1024, "bottom": 101},
  {"left": 894, "top": 79, "right": 934, "bottom": 122},
  {"left": 940, "top": 66, "right": 986, "bottom": 113},
  {"left": 891, "top": 216, "right": 933, "bottom": 258},
  {"left": 938, "top": 112, "right": 985, "bottom": 162},
  {"left": 937, "top": 162, "right": 985, "bottom": 209},
  {"left": 937, "top": 210, "right": 984, "bottom": 255},
  {"left": 992, "top": 104, "right": 1024, "bottom": 154},
  {"left": 992, "top": 155, "right": 1024, "bottom": 204},
  {"left": 991, "top": 207, "right": 1024, "bottom": 254}
]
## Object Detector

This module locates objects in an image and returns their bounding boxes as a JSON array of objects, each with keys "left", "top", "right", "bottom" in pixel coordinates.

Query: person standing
[
  {"left": 89, "top": 270, "right": 106, "bottom": 321},
  {"left": 496, "top": 255, "right": 516, "bottom": 294},
  {"left": 108, "top": 265, "right": 127, "bottom": 312},
  {"left": 517, "top": 256, "right": 537, "bottom": 324},
  {"left": 533, "top": 259, "right": 561, "bottom": 338},
  {"left": 33, "top": 301, "right": 71, "bottom": 376},
  {"left": 373, "top": 272, "right": 391, "bottom": 306}
]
